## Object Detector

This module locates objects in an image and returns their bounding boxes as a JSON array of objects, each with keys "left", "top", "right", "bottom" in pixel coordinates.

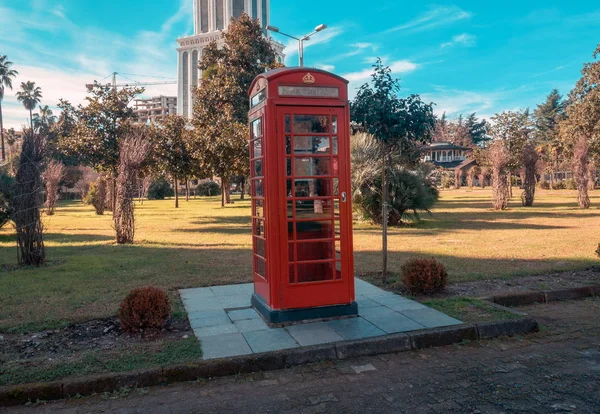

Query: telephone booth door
[{"left": 277, "top": 106, "right": 355, "bottom": 310}]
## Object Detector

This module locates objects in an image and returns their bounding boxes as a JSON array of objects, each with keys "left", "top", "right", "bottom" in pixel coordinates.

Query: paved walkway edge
[
  {"left": 0, "top": 317, "right": 538, "bottom": 407},
  {"left": 488, "top": 284, "right": 600, "bottom": 307}
]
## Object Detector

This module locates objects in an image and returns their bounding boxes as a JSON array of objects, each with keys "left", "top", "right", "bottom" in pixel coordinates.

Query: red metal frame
[{"left": 248, "top": 68, "right": 355, "bottom": 311}]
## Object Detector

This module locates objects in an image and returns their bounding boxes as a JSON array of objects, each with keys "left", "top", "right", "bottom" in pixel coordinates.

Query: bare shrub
[
  {"left": 573, "top": 136, "right": 591, "bottom": 209},
  {"left": 521, "top": 143, "right": 538, "bottom": 207},
  {"left": 119, "top": 286, "right": 171, "bottom": 332},
  {"left": 42, "top": 160, "right": 65, "bottom": 215},
  {"left": 467, "top": 168, "right": 475, "bottom": 189},
  {"left": 13, "top": 131, "right": 45, "bottom": 266},
  {"left": 114, "top": 128, "right": 151, "bottom": 244},
  {"left": 490, "top": 141, "right": 510, "bottom": 210},
  {"left": 454, "top": 168, "right": 461, "bottom": 189},
  {"left": 401, "top": 258, "right": 448, "bottom": 295},
  {"left": 479, "top": 166, "right": 489, "bottom": 189},
  {"left": 73, "top": 167, "right": 95, "bottom": 201}
]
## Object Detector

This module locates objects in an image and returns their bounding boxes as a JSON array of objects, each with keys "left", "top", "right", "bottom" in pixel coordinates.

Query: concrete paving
[{"left": 179, "top": 278, "right": 461, "bottom": 360}]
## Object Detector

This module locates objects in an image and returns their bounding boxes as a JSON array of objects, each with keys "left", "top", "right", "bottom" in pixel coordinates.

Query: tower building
[{"left": 176, "top": 0, "right": 284, "bottom": 118}]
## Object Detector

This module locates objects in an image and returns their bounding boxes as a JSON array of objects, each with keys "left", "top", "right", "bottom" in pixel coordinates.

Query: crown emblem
[{"left": 303, "top": 73, "right": 316, "bottom": 84}]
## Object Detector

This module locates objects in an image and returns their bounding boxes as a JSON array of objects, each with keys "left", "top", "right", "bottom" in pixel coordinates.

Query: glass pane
[
  {"left": 253, "top": 160, "right": 263, "bottom": 177},
  {"left": 288, "top": 242, "right": 294, "bottom": 262},
  {"left": 294, "top": 136, "right": 330, "bottom": 154},
  {"left": 254, "top": 219, "right": 265, "bottom": 236},
  {"left": 251, "top": 118, "right": 262, "bottom": 139},
  {"left": 287, "top": 158, "right": 292, "bottom": 176},
  {"left": 255, "top": 237, "right": 265, "bottom": 258},
  {"left": 256, "top": 256, "right": 266, "bottom": 278},
  {"left": 293, "top": 115, "right": 329, "bottom": 133},
  {"left": 294, "top": 220, "right": 333, "bottom": 240},
  {"left": 294, "top": 158, "right": 332, "bottom": 177},
  {"left": 332, "top": 136, "right": 338, "bottom": 155},
  {"left": 253, "top": 139, "right": 262, "bottom": 158},
  {"left": 298, "top": 262, "right": 334, "bottom": 283},
  {"left": 334, "top": 199, "right": 340, "bottom": 216},
  {"left": 285, "top": 115, "right": 291, "bottom": 133},
  {"left": 254, "top": 203, "right": 264, "bottom": 218},
  {"left": 334, "top": 220, "right": 341, "bottom": 237},
  {"left": 294, "top": 199, "right": 333, "bottom": 219},
  {"left": 332, "top": 116, "right": 338, "bottom": 134},
  {"left": 297, "top": 241, "right": 334, "bottom": 262},
  {"left": 333, "top": 178, "right": 339, "bottom": 196},
  {"left": 286, "top": 136, "right": 291, "bottom": 155},
  {"left": 253, "top": 179, "right": 263, "bottom": 197},
  {"left": 287, "top": 201, "right": 294, "bottom": 218},
  {"left": 335, "top": 240, "right": 341, "bottom": 256},
  {"left": 288, "top": 179, "right": 332, "bottom": 198}
]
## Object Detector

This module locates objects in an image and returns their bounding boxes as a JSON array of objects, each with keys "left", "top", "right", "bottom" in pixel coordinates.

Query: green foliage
[
  {"left": 58, "top": 83, "right": 144, "bottom": 174},
  {"left": 152, "top": 115, "right": 197, "bottom": 182},
  {"left": 351, "top": 58, "right": 435, "bottom": 165},
  {"left": 401, "top": 258, "right": 448, "bottom": 295},
  {"left": 489, "top": 110, "right": 533, "bottom": 172},
  {"left": 0, "top": 168, "right": 15, "bottom": 229},
  {"left": 0, "top": 55, "right": 19, "bottom": 161},
  {"left": 83, "top": 181, "right": 96, "bottom": 205},
  {"left": 196, "top": 181, "right": 221, "bottom": 197},
  {"left": 147, "top": 177, "right": 173, "bottom": 200},
  {"left": 564, "top": 178, "right": 577, "bottom": 190},
  {"left": 15, "top": 81, "right": 42, "bottom": 126},
  {"left": 440, "top": 173, "right": 455, "bottom": 189},
  {"left": 351, "top": 133, "right": 438, "bottom": 225},
  {"left": 465, "top": 113, "right": 489, "bottom": 146}
]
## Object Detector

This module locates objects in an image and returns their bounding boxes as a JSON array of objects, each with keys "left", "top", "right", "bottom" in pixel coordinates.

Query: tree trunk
[
  {"left": 185, "top": 179, "right": 190, "bottom": 201},
  {"left": 467, "top": 168, "right": 474, "bottom": 189},
  {"left": 112, "top": 178, "right": 117, "bottom": 212},
  {"left": 174, "top": 178, "right": 179, "bottom": 208},
  {"left": 223, "top": 177, "right": 231, "bottom": 204},
  {"left": 0, "top": 101, "right": 5, "bottom": 161},
  {"left": 220, "top": 180, "right": 225, "bottom": 207},
  {"left": 574, "top": 136, "right": 591, "bottom": 209},
  {"left": 521, "top": 145, "right": 538, "bottom": 207},
  {"left": 381, "top": 140, "right": 388, "bottom": 280},
  {"left": 507, "top": 172, "right": 513, "bottom": 198},
  {"left": 240, "top": 177, "right": 246, "bottom": 200},
  {"left": 454, "top": 169, "right": 461, "bottom": 189}
]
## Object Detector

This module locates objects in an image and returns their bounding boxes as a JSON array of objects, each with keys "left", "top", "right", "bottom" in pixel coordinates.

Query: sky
[{"left": 1, "top": 0, "right": 599, "bottom": 129}]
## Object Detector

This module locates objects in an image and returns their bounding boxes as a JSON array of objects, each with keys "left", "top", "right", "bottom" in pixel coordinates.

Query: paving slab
[
  {"left": 210, "top": 283, "right": 254, "bottom": 297},
  {"left": 200, "top": 333, "right": 252, "bottom": 360},
  {"left": 243, "top": 329, "right": 299, "bottom": 353},
  {"left": 234, "top": 318, "right": 270, "bottom": 333},
  {"left": 227, "top": 308, "right": 260, "bottom": 322},
  {"left": 180, "top": 277, "right": 461, "bottom": 360},
  {"left": 286, "top": 323, "right": 344, "bottom": 346},
  {"left": 401, "top": 308, "right": 462, "bottom": 328},
  {"left": 326, "top": 317, "right": 386, "bottom": 340}
]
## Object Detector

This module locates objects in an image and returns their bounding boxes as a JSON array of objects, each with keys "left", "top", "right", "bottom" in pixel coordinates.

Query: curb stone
[
  {"left": 489, "top": 284, "right": 600, "bottom": 307},
  {"left": 0, "top": 317, "right": 538, "bottom": 407}
]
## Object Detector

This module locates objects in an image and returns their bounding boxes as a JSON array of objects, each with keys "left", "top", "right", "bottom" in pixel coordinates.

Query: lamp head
[
  {"left": 315, "top": 24, "right": 327, "bottom": 32},
  {"left": 267, "top": 25, "right": 280, "bottom": 33}
]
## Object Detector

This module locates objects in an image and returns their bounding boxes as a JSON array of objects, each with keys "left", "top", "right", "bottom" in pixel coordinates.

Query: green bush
[
  {"left": 564, "top": 178, "right": 576, "bottom": 190},
  {"left": 440, "top": 174, "right": 455, "bottom": 189},
  {"left": 351, "top": 134, "right": 439, "bottom": 225},
  {"left": 552, "top": 181, "right": 566, "bottom": 190},
  {"left": 0, "top": 169, "right": 15, "bottom": 229},
  {"left": 148, "top": 177, "right": 174, "bottom": 200},
  {"left": 83, "top": 182, "right": 96, "bottom": 205},
  {"left": 538, "top": 181, "right": 551, "bottom": 190},
  {"left": 196, "top": 181, "right": 221, "bottom": 197}
]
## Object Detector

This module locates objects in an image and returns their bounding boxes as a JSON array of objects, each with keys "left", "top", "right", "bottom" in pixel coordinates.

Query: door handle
[{"left": 341, "top": 192, "right": 347, "bottom": 203}]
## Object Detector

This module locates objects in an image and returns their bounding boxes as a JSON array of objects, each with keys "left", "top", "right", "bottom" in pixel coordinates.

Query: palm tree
[
  {"left": 16, "top": 81, "right": 43, "bottom": 132},
  {"left": 32, "top": 105, "right": 57, "bottom": 131},
  {"left": 0, "top": 55, "right": 19, "bottom": 161}
]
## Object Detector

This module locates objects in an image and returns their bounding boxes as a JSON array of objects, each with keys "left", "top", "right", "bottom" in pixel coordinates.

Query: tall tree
[
  {"left": 193, "top": 13, "right": 277, "bottom": 206},
  {"left": 351, "top": 58, "right": 435, "bottom": 276},
  {"left": 152, "top": 115, "right": 195, "bottom": 208},
  {"left": 0, "top": 55, "right": 18, "bottom": 161},
  {"left": 16, "top": 81, "right": 42, "bottom": 131},
  {"left": 534, "top": 89, "right": 567, "bottom": 184},
  {"left": 560, "top": 44, "right": 600, "bottom": 209},
  {"left": 464, "top": 113, "right": 489, "bottom": 146}
]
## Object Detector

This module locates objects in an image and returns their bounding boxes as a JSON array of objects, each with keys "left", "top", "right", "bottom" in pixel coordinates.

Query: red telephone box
[{"left": 248, "top": 68, "right": 357, "bottom": 324}]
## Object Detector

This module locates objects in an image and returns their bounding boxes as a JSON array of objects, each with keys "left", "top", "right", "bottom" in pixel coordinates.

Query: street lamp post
[{"left": 267, "top": 24, "right": 327, "bottom": 67}]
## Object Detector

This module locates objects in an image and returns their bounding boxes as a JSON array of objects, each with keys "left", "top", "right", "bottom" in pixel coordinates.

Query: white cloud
[
  {"left": 343, "top": 60, "right": 419, "bottom": 82},
  {"left": 316, "top": 64, "right": 336, "bottom": 72},
  {"left": 532, "top": 65, "right": 569, "bottom": 78},
  {"left": 421, "top": 88, "right": 499, "bottom": 117},
  {"left": 386, "top": 6, "right": 472, "bottom": 34},
  {"left": 441, "top": 33, "right": 477, "bottom": 48}
]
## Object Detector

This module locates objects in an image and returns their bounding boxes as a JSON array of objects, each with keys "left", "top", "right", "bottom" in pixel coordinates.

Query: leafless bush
[
  {"left": 479, "top": 167, "right": 488, "bottom": 188},
  {"left": 42, "top": 160, "right": 65, "bottom": 215},
  {"left": 13, "top": 131, "right": 45, "bottom": 266},
  {"left": 114, "top": 128, "right": 151, "bottom": 244},
  {"left": 454, "top": 168, "right": 462, "bottom": 189},
  {"left": 490, "top": 141, "right": 510, "bottom": 210},
  {"left": 573, "top": 136, "right": 591, "bottom": 209},
  {"left": 105, "top": 177, "right": 115, "bottom": 212},
  {"left": 521, "top": 143, "right": 538, "bottom": 207},
  {"left": 73, "top": 167, "right": 94, "bottom": 201},
  {"left": 467, "top": 168, "right": 475, "bottom": 189}
]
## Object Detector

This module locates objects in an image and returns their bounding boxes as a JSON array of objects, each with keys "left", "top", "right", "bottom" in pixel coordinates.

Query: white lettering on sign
[{"left": 278, "top": 86, "right": 340, "bottom": 98}]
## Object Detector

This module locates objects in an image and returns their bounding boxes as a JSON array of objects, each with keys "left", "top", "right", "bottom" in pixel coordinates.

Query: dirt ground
[{"left": 6, "top": 297, "right": 600, "bottom": 413}]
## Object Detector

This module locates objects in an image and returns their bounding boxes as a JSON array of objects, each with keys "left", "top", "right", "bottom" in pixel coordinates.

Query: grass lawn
[{"left": 0, "top": 188, "right": 598, "bottom": 332}]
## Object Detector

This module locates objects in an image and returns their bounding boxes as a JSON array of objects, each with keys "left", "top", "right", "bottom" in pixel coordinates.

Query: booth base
[{"left": 252, "top": 293, "right": 359, "bottom": 325}]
